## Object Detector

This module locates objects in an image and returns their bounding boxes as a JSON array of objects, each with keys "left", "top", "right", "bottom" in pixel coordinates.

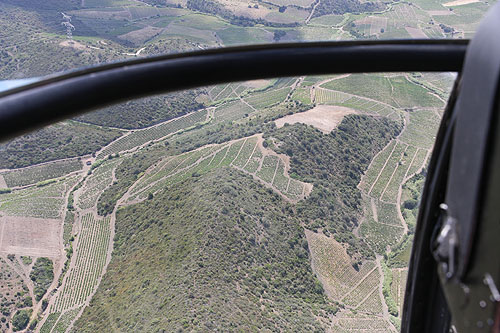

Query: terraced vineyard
[
  {"left": 77, "top": 160, "right": 120, "bottom": 210},
  {"left": 399, "top": 109, "right": 441, "bottom": 148},
  {"left": 0, "top": 177, "right": 78, "bottom": 219},
  {"left": 0, "top": 71, "right": 444, "bottom": 332},
  {"left": 315, "top": 87, "right": 352, "bottom": 104},
  {"left": 97, "top": 109, "right": 209, "bottom": 159},
  {"left": 315, "top": 87, "right": 398, "bottom": 119},
  {"left": 47, "top": 307, "right": 82, "bottom": 333},
  {"left": 291, "top": 87, "right": 312, "bottom": 104},
  {"left": 207, "top": 82, "right": 253, "bottom": 102},
  {"left": 390, "top": 268, "right": 408, "bottom": 315},
  {"left": 332, "top": 313, "right": 393, "bottom": 332},
  {"left": 305, "top": 229, "right": 396, "bottom": 330},
  {"left": 127, "top": 135, "right": 310, "bottom": 204},
  {"left": 306, "top": 230, "right": 379, "bottom": 301},
  {"left": 1, "top": 0, "right": 491, "bottom": 330},
  {"left": 213, "top": 100, "right": 255, "bottom": 122},
  {"left": 362, "top": 141, "right": 417, "bottom": 202},
  {"left": 244, "top": 87, "right": 292, "bottom": 109},
  {"left": 291, "top": 70, "right": 446, "bottom": 330},
  {"left": 342, "top": 268, "right": 381, "bottom": 309},
  {"left": 321, "top": 74, "right": 443, "bottom": 109},
  {"left": 51, "top": 214, "right": 111, "bottom": 312},
  {"left": 360, "top": 208, "right": 403, "bottom": 254},
  {"left": 0, "top": 158, "right": 82, "bottom": 188},
  {"left": 40, "top": 313, "right": 60, "bottom": 333}
]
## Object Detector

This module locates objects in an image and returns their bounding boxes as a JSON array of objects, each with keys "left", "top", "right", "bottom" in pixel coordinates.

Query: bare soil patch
[
  {"left": 427, "top": 10, "right": 454, "bottom": 15},
  {"left": 274, "top": 105, "right": 355, "bottom": 133},
  {"left": 443, "top": 0, "right": 479, "bottom": 6},
  {"left": 218, "top": 0, "right": 273, "bottom": 19},
  {"left": 59, "top": 40, "right": 88, "bottom": 50},
  {"left": 118, "top": 26, "right": 162, "bottom": 45},
  {"left": 243, "top": 79, "right": 272, "bottom": 89},
  {"left": 0, "top": 216, "right": 61, "bottom": 258},
  {"left": 405, "top": 27, "right": 428, "bottom": 38}
]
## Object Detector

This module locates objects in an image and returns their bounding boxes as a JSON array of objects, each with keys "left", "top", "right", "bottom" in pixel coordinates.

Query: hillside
[
  {"left": 0, "top": 121, "right": 122, "bottom": 169},
  {"left": 73, "top": 168, "right": 334, "bottom": 332},
  {"left": 70, "top": 114, "right": 399, "bottom": 331},
  {"left": 267, "top": 115, "right": 402, "bottom": 260}
]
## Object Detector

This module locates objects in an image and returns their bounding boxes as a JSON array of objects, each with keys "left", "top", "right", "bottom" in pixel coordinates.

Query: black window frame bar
[{"left": 0, "top": 39, "right": 467, "bottom": 142}]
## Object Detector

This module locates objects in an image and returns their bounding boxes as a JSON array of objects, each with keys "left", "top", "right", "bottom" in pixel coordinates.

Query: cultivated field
[
  {"left": 306, "top": 230, "right": 379, "bottom": 303},
  {"left": 127, "top": 134, "right": 311, "bottom": 203},
  {"left": 97, "top": 109, "right": 209, "bottom": 159},
  {"left": 51, "top": 214, "right": 111, "bottom": 312},
  {"left": 0, "top": 177, "right": 78, "bottom": 220},
  {"left": 0, "top": 216, "right": 61, "bottom": 259},
  {"left": 1, "top": 0, "right": 489, "bottom": 329},
  {"left": 274, "top": 105, "right": 355, "bottom": 133},
  {"left": 76, "top": 160, "right": 120, "bottom": 210},
  {"left": 0, "top": 158, "right": 82, "bottom": 188}
]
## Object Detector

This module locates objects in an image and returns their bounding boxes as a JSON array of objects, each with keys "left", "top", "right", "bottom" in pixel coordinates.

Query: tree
[{"left": 12, "top": 309, "right": 30, "bottom": 331}]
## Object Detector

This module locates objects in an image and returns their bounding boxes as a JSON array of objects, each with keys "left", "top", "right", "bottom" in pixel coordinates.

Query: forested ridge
[
  {"left": 74, "top": 169, "right": 335, "bottom": 332},
  {"left": 267, "top": 115, "right": 402, "bottom": 260}
]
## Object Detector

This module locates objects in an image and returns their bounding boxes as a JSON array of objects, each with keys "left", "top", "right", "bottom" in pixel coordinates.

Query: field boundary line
[
  {"left": 242, "top": 137, "right": 260, "bottom": 170},
  {"left": 380, "top": 144, "right": 408, "bottom": 201},
  {"left": 231, "top": 138, "right": 248, "bottom": 166},
  {"left": 340, "top": 265, "right": 378, "bottom": 301},
  {"left": 354, "top": 286, "right": 379, "bottom": 309},
  {"left": 270, "top": 159, "right": 280, "bottom": 185},
  {"left": 368, "top": 141, "right": 398, "bottom": 195}
]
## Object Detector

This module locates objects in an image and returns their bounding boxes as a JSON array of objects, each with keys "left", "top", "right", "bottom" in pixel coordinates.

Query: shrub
[{"left": 12, "top": 309, "right": 31, "bottom": 331}]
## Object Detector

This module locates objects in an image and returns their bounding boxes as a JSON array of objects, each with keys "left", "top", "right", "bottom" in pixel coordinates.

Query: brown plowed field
[
  {"left": 0, "top": 216, "right": 60, "bottom": 258},
  {"left": 275, "top": 105, "right": 355, "bottom": 133}
]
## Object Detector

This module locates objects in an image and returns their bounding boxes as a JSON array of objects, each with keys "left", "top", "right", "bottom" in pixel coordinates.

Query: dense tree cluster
[
  {"left": 266, "top": 115, "right": 402, "bottom": 259},
  {"left": 29, "top": 258, "right": 54, "bottom": 301},
  {"left": 77, "top": 90, "right": 207, "bottom": 129},
  {"left": 12, "top": 309, "right": 31, "bottom": 332},
  {"left": 0, "top": 121, "right": 122, "bottom": 169},
  {"left": 312, "top": 0, "right": 385, "bottom": 18}
]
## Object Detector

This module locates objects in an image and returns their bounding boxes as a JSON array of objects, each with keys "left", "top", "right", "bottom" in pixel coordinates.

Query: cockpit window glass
[{"left": 0, "top": 0, "right": 489, "bottom": 331}]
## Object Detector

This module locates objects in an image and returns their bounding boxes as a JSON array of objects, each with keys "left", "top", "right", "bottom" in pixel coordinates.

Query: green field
[
  {"left": 321, "top": 74, "right": 444, "bottom": 108},
  {"left": 0, "top": 177, "right": 78, "bottom": 219}
]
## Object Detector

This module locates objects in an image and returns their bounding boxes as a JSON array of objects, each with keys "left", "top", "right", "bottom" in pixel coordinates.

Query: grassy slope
[
  {"left": 73, "top": 168, "right": 335, "bottom": 332},
  {"left": 0, "top": 3, "right": 208, "bottom": 130}
]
